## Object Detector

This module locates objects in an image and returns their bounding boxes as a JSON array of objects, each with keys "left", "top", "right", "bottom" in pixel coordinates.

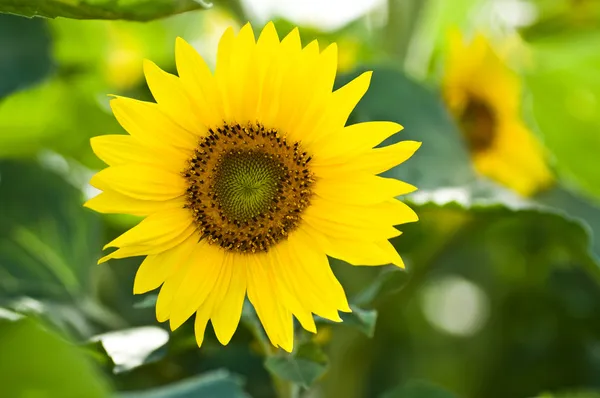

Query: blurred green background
[{"left": 1, "top": 0, "right": 600, "bottom": 397}]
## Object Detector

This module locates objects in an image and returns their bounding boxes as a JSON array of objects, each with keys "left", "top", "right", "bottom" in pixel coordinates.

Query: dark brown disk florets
[
  {"left": 182, "top": 123, "right": 314, "bottom": 253},
  {"left": 459, "top": 97, "right": 497, "bottom": 153}
]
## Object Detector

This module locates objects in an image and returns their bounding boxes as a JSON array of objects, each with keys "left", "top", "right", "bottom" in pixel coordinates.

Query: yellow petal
[
  {"left": 90, "top": 134, "right": 187, "bottom": 172},
  {"left": 215, "top": 27, "right": 236, "bottom": 121},
  {"left": 226, "top": 23, "right": 256, "bottom": 122},
  {"left": 168, "top": 243, "right": 226, "bottom": 330},
  {"left": 287, "top": 229, "right": 350, "bottom": 314},
  {"left": 313, "top": 173, "right": 417, "bottom": 206},
  {"left": 313, "top": 140, "right": 421, "bottom": 177},
  {"left": 274, "top": 240, "right": 340, "bottom": 324},
  {"left": 90, "top": 135, "right": 139, "bottom": 166},
  {"left": 98, "top": 224, "right": 197, "bottom": 264},
  {"left": 327, "top": 71, "right": 372, "bottom": 128},
  {"left": 110, "top": 97, "right": 198, "bottom": 153},
  {"left": 143, "top": 59, "right": 207, "bottom": 135},
  {"left": 98, "top": 246, "right": 150, "bottom": 264},
  {"left": 104, "top": 208, "right": 193, "bottom": 249},
  {"left": 300, "top": 223, "right": 403, "bottom": 267},
  {"left": 268, "top": 245, "right": 317, "bottom": 332},
  {"left": 175, "top": 37, "right": 222, "bottom": 128},
  {"left": 305, "top": 196, "right": 418, "bottom": 228},
  {"left": 312, "top": 122, "right": 404, "bottom": 162},
  {"left": 259, "top": 27, "right": 302, "bottom": 128},
  {"left": 253, "top": 22, "right": 280, "bottom": 124},
  {"left": 211, "top": 254, "right": 247, "bottom": 345},
  {"left": 290, "top": 43, "right": 338, "bottom": 146},
  {"left": 350, "top": 140, "right": 421, "bottom": 174},
  {"left": 133, "top": 234, "right": 198, "bottom": 294},
  {"left": 380, "top": 199, "right": 419, "bottom": 225},
  {"left": 315, "top": 43, "right": 338, "bottom": 97},
  {"left": 90, "top": 164, "right": 186, "bottom": 201},
  {"left": 84, "top": 191, "right": 185, "bottom": 217},
  {"left": 376, "top": 240, "right": 405, "bottom": 269},
  {"left": 302, "top": 212, "right": 401, "bottom": 241},
  {"left": 246, "top": 253, "right": 294, "bottom": 352},
  {"left": 194, "top": 297, "right": 214, "bottom": 348},
  {"left": 275, "top": 39, "right": 319, "bottom": 137}
]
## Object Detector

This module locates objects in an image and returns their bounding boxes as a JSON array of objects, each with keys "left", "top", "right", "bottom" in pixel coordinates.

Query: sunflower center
[
  {"left": 212, "top": 150, "right": 282, "bottom": 222},
  {"left": 183, "top": 123, "right": 314, "bottom": 253},
  {"left": 459, "top": 97, "right": 497, "bottom": 152}
]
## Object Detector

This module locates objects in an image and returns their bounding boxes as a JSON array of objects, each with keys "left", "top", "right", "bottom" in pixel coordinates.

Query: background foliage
[{"left": 1, "top": 0, "right": 600, "bottom": 397}]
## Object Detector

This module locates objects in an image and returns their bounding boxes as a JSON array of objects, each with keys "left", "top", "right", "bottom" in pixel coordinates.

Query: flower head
[
  {"left": 443, "top": 30, "right": 553, "bottom": 196},
  {"left": 86, "top": 23, "right": 419, "bottom": 352}
]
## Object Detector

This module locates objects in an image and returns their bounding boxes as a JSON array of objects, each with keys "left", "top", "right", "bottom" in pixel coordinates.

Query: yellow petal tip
[
  {"left": 97, "top": 254, "right": 112, "bottom": 265},
  {"left": 169, "top": 319, "right": 182, "bottom": 331}
]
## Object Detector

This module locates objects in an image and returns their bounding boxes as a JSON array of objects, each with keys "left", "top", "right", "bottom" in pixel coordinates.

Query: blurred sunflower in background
[
  {"left": 86, "top": 22, "right": 420, "bottom": 352},
  {"left": 442, "top": 30, "right": 554, "bottom": 196}
]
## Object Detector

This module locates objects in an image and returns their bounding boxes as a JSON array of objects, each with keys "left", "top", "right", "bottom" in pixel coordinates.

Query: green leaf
[
  {"left": 382, "top": 380, "right": 457, "bottom": 398},
  {"left": 525, "top": 31, "right": 600, "bottom": 202},
  {"left": 0, "top": 14, "right": 52, "bottom": 99},
  {"left": 265, "top": 341, "right": 328, "bottom": 389},
  {"left": 407, "top": 183, "right": 598, "bottom": 268},
  {"left": 0, "top": 317, "right": 111, "bottom": 397},
  {"left": 352, "top": 266, "right": 410, "bottom": 307},
  {"left": 314, "top": 305, "right": 378, "bottom": 337},
  {"left": 537, "top": 187, "right": 600, "bottom": 260},
  {"left": 339, "top": 306, "right": 378, "bottom": 338},
  {"left": 118, "top": 370, "right": 249, "bottom": 398},
  {"left": 0, "top": 0, "right": 211, "bottom": 21},
  {"left": 339, "top": 66, "right": 475, "bottom": 190}
]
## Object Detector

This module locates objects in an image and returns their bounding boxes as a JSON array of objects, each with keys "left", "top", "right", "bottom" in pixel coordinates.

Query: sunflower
[
  {"left": 85, "top": 22, "right": 419, "bottom": 352},
  {"left": 442, "top": 30, "right": 553, "bottom": 196}
]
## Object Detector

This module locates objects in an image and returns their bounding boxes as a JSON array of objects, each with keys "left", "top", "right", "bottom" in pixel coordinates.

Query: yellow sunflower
[
  {"left": 443, "top": 30, "right": 553, "bottom": 196},
  {"left": 85, "top": 22, "right": 419, "bottom": 352}
]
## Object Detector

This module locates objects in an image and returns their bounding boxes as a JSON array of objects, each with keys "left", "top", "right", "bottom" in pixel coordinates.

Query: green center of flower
[
  {"left": 459, "top": 97, "right": 497, "bottom": 152},
  {"left": 183, "top": 123, "right": 314, "bottom": 253},
  {"left": 212, "top": 150, "right": 282, "bottom": 223}
]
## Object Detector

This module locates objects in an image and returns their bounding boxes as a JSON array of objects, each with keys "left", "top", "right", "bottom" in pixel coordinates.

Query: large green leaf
[
  {"left": 118, "top": 370, "right": 249, "bottom": 398},
  {"left": 0, "top": 0, "right": 210, "bottom": 21},
  {"left": 525, "top": 31, "right": 600, "bottom": 203},
  {"left": 0, "top": 317, "right": 111, "bottom": 397},
  {"left": 339, "top": 66, "right": 475, "bottom": 190},
  {"left": 0, "top": 14, "right": 52, "bottom": 99}
]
